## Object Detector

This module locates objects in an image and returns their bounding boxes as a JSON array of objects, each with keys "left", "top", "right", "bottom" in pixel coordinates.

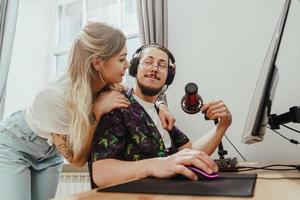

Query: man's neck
[{"left": 133, "top": 86, "right": 157, "bottom": 103}]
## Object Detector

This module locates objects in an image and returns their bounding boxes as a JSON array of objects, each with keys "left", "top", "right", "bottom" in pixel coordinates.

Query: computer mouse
[{"left": 186, "top": 165, "right": 219, "bottom": 180}]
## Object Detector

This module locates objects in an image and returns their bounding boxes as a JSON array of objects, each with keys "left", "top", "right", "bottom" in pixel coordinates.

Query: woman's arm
[
  {"left": 92, "top": 149, "right": 217, "bottom": 188},
  {"left": 156, "top": 93, "right": 176, "bottom": 131},
  {"left": 52, "top": 129, "right": 95, "bottom": 167}
]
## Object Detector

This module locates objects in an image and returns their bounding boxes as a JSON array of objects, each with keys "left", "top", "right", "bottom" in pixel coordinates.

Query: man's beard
[{"left": 137, "top": 79, "right": 163, "bottom": 96}]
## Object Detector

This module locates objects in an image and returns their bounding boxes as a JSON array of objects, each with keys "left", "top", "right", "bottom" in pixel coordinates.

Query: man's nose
[{"left": 151, "top": 64, "right": 159, "bottom": 72}]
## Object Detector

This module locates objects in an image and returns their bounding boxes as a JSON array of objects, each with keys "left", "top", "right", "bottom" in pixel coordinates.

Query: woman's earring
[{"left": 98, "top": 69, "right": 105, "bottom": 84}]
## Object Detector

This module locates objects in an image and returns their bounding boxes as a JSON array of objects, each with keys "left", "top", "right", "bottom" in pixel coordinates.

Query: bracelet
[{"left": 155, "top": 102, "right": 167, "bottom": 114}]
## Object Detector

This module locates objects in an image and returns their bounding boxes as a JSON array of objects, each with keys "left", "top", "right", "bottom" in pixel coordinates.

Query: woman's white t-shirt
[
  {"left": 25, "top": 76, "right": 70, "bottom": 141},
  {"left": 24, "top": 76, "right": 169, "bottom": 146}
]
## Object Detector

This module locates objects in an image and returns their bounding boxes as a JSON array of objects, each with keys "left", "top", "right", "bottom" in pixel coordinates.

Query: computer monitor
[{"left": 241, "top": 0, "right": 291, "bottom": 144}]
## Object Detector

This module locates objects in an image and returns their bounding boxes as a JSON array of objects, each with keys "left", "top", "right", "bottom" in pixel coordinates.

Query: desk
[{"left": 54, "top": 161, "right": 300, "bottom": 200}]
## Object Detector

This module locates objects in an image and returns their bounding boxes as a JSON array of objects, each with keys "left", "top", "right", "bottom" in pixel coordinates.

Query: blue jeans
[{"left": 0, "top": 111, "right": 64, "bottom": 200}]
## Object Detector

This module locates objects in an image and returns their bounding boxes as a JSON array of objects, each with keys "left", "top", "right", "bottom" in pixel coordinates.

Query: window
[{"left": 52, "top": 0, "right": 140, "bottom": 82}]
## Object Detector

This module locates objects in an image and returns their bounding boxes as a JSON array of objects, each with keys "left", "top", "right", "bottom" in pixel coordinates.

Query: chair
[{"left": 87, "top": 157, "right": 98, "bottom": 189}]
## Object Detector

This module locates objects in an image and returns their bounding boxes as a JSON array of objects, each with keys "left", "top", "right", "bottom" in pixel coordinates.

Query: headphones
[{"left": 129, "top": 44, "right": 176, "bottom": 85}]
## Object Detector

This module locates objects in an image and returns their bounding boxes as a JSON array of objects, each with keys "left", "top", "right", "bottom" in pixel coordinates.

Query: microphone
[
  {"left": 181, "top": 82, "right": 217, "bottom": 123},
  {"left": 181, "top": 82, "right": 203, "bottom": 114}
]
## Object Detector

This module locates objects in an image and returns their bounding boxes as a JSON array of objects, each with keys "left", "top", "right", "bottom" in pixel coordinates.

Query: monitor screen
[{"left": 241, "top": 0, "right": 291, "bottom": 144}]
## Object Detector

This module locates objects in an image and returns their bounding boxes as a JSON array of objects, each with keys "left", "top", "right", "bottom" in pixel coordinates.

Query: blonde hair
[{"left": 65, "top": 21, "right": 126, "bottom": 153}]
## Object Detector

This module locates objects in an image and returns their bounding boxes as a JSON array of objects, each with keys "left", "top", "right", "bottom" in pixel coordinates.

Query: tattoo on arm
[{"left": 56, "top": 135, "right": 74, "bottom": 160}]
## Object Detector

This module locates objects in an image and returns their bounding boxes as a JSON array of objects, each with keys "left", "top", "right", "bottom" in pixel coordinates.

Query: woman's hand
[
  {"left": 201, "top": 100, "right": 232, "bottom": 129},
  {"left": 92, "top": 90, "right": 130, "bottom": 122},
  {"left": 148, "top": 148, "right": 218, "bottom": 181},
  {"left": 158, "top": 104, "right": 176, "bottom": 131}
]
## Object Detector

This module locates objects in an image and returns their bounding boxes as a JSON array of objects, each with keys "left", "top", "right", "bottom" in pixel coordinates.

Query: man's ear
[{"left": 91, "top": 56, "right": 104, "bottom": 71}]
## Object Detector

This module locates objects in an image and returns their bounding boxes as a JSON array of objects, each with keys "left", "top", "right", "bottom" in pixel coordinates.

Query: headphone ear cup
[
  {"left": 129, "top": 57, "right": 139, "bottom": 77},
  {"left": 165, "top": 65, "right": 176, "bottom": 85}
]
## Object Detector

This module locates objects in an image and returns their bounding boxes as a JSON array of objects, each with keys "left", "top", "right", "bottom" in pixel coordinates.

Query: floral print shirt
[{"left": 91, "top": 89, "right": 190, "bottom": 162}]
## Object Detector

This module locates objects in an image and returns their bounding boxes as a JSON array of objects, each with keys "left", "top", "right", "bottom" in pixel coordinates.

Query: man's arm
[
  {"left": 179, "top": 100, "right": 232, "bottom": 156},
  {"left": 93, "top": 149, "right": 217, "bottom": 188},
  {"left": 93, "top": 158, "right": 154, "bottom": 187}
]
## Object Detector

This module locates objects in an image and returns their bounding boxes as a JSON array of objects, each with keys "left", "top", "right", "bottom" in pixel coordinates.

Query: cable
[
  {"left": 269, "top": 127, "right": 291, "bottom": 141},
  {"left": 257, "top": 177, "right": 300, "bottom": 180},
  {"left": 239, "top": 168, "right": 296, "bottom": 172},
  {"left": 267, "top": 126, "right": 299, "bottom": 145},
  {"left": 282, "top": 124, "right": 300, "bottom": 134},
  {"left": 237, "top": 164, "right": 299, "bottom": 172},
  {"left": 224, "top": 134, "right": 247, "bottom": 161}
]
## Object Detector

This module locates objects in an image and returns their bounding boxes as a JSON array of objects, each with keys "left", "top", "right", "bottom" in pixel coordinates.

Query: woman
[{"left": 0, "top": 22, "right": 174, "bottom": 200}]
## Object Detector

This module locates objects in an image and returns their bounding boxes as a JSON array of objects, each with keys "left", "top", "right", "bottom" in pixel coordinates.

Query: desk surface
[{"left": 55, "top": 161, "right": 300, "bottom": 200}]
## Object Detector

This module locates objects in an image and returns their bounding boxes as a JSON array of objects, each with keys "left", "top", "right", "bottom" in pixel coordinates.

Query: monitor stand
[{"left": 269, "top": 106, "right": 300, "bottom": 129}]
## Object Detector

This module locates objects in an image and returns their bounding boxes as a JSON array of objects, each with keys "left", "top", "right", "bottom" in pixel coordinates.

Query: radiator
[{"left": 55, "top": 164, "right": 91, "bottom": 198}]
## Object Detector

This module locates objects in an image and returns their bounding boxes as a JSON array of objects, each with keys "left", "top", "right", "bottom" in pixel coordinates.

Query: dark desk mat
[{"left": 99, "top": 173, "right": 257, "bottom": 197}]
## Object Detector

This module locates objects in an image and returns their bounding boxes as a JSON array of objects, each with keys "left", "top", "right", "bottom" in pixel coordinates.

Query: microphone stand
[
  {"left": 211, "top": 119, "right": 228, "bottom": 159},
  {"left": 218, "top": 141, "right": 228, "bottom": 159},
  {"left": 208, "top": 118, "right": 227, "bottom": 159},
  {"left": 212, "top": 119, "right": 238, "bottom": 172}
]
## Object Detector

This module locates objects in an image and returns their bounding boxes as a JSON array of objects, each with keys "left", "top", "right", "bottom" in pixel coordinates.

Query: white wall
[
  {"left": 4, "top": 0, "right": 54, "bottom": 118},
  {"left": 168, "top": 0, "right": 300, "bottom": 161}
]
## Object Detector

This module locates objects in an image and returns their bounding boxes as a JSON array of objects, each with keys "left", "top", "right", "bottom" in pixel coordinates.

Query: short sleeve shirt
[{"left": 91, "top": 89, "right": 190, "bottom": 162}]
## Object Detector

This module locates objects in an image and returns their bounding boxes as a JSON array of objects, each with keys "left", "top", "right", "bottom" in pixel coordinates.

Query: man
[{"left": 91, "top": 44, "right": 232, "bottom": 187}]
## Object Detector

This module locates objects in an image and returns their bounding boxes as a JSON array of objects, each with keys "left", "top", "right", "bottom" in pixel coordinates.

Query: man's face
[{"left": 136, "top": 47, "right": 169, "bottom": 96}]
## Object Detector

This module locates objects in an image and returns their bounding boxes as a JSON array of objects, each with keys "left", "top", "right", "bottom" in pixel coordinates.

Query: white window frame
[{"left": 50, "top": 0, "right": 140, "bottom": 76}]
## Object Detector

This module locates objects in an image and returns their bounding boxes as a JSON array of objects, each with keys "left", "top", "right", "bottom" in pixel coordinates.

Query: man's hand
[
  {"left": 201, "top": 100, "right": 232, "bottom": 129},
  {"left": 148, "top": 148, "right": 218, "bottom": 181}
]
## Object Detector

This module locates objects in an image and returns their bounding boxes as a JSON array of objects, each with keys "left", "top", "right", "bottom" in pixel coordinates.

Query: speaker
[{"left": 129, "top": 44, "right": 176, "bottom": 85}]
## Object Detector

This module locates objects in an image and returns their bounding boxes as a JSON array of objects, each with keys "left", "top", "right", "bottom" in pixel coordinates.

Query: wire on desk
[
  {"left": 257, "top": 177, "right": 300, "bottom": 180},
  {"left": 237, "top": 164, "right": 300, "bottom": 172}
]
